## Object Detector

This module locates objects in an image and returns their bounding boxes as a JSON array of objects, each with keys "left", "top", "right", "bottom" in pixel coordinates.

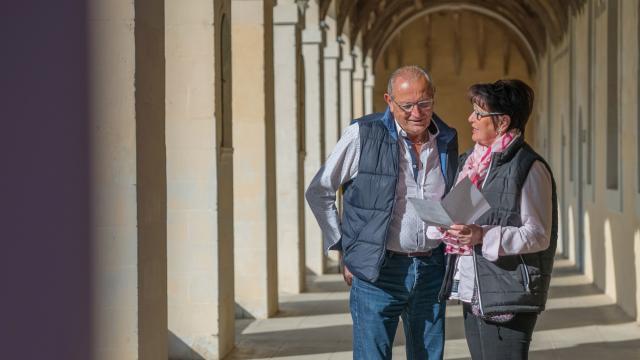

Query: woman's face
[{"left": 468, "top": 103, "right": 505, "bottom": 146}]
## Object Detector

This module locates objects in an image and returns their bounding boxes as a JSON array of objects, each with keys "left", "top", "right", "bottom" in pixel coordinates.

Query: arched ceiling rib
[{"left": 319, "top": 0, "right": 586, "bottom": 69}]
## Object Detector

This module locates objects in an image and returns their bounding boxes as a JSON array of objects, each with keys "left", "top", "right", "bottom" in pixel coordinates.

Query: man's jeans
[{"left": 350, "top": 248, "right": 446, "bottom": 360}]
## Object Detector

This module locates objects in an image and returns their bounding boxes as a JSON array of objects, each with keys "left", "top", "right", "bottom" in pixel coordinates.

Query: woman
[{"left": 435, "top": 79, "right": 557, "bottom": 359}]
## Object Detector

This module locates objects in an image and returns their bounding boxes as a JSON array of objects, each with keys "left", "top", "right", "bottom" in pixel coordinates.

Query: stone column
[
  {"left": 323, "top": 19, "right": 341, "bottom": 155},
  {"left": 232, "top": 0, "right": 278, "bottom": 319},
  {"left": 321, "top": 20, "right": 343, "bottom": 269},
  {"left": 274, "top": 0, "right": 305, "bottom": 294},
  {"left": 89, "top": 0, "right": 167, "bottom": 359},
  {"left": 302, "top": 2, "right": 326, "bottom": 275},
  {"left": 339, "top": 38, "right": 354, "bottom": 132},
  {"left": 352, "top": 45, "right": 365, "bottom": 119},
  {"left": 364, "top": 55, "right": 375, "bottom": 114},
  {"left": 165, "top": 0, "right": 234, "bottom": 358}
]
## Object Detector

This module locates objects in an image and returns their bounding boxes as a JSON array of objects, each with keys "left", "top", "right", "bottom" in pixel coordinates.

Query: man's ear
[{"left": 384, "top": 93, "right": 393, "bottom": 108}]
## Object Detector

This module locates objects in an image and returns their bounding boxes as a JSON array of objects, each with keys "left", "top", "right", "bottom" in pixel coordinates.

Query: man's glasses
[{"left": 391, "top": 97, "right": 434, "bottom": 113}]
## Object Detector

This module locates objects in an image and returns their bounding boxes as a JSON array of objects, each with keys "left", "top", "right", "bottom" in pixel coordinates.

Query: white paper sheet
[{"left": 408, "top": 177, "right": 491, "bottom": 228}]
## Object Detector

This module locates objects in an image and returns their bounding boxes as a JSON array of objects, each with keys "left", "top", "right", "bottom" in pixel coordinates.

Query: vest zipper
[
  {"left": 377, "top": 142, "right": 400, "bottom": 274},
  {"left": 472, "top": 247, "right": 485, "bottom": 316},
  {"left": 520, "top": 255, "right": 531, "bottom": 293}
]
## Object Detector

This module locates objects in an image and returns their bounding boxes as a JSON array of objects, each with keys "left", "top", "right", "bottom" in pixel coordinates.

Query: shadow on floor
[
  {"left": 228, "top": 260, "right": 637, "bottom": 359},
  {"left": 529, "top": 339, "right": 640, "bottom": 360},
  {"left": 228, "top": 317, "right": 469, "bottom": 359},
  {"left": 444, "top": 339, "right": 640, "bottom": 360},
  {"left": 536, "top": 303, "right": 631, "bottom": 331},
  {"left": 231, "top": 299, "right": 635, "bottom": 357},
  {"left": 168, "top": 330, "right": 206, "bottom": 360},
  {"left": 550, "top": 264, "right": 583, "bottom": 277},
  {"left": 277, "top": 298, "right": 350, "bottom": 317},
  {"left": 227, "top": 324, "right": 353, "bottom": 358},
  {"left": 547, "top": 282, "right": 602, "bottom": 299},
  {"left": 305, "top": 276, "right": 349, "bottom": 293}
]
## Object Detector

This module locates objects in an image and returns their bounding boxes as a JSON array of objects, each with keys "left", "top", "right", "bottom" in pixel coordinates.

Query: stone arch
[{"left": 371, "top": 4, "right": 539, "bottom": 76}]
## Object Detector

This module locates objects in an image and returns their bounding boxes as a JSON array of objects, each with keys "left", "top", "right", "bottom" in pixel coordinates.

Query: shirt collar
[{"left": 394, "top": 117, "right": 440, "bottom": 143}]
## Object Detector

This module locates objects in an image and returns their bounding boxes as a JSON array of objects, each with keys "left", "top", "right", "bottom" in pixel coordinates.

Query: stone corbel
[{"left": 295, "top": 0, "right": 308, "bottom": 15}]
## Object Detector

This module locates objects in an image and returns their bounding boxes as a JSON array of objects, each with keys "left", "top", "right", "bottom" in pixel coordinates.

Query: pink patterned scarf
[{"left": 443, "top": 129, "right": 520, "bottom": 255}]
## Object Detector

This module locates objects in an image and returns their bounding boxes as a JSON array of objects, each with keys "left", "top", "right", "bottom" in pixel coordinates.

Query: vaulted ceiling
[{"left": 318, "top": 0, "right": 586, "bottom": 69}]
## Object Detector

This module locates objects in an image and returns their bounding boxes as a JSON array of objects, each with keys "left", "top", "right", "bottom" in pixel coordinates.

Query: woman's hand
[{"left": 446, "top": 224, "right": 484, "bottom": 247}]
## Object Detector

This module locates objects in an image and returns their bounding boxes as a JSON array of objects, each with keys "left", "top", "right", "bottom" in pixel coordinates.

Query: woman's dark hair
[{"left": 468, "top": 79, "right": 534, "bottom": 134}]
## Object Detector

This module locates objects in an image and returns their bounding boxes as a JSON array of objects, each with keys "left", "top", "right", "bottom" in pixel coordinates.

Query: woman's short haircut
[{"left": 468, "top": 79, "right": 534, "bottom": 134}]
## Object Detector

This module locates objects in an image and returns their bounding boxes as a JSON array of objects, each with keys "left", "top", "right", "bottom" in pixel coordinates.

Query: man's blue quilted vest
[{"left": 340, "top": 110, "right": 458, "bottom": 282}]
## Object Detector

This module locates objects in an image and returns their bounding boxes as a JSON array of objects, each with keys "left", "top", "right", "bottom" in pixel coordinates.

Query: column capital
[
  {"left": 274, "top": 3, "right": 299, "bottom": 25},
  {"left": 295, "top": 0, "right": 309, "bottom": 14}
]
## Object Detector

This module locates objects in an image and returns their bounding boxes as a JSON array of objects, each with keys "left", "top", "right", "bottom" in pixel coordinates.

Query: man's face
[{"left": 384, "top": 76, "right": 434, "bottom": 140}]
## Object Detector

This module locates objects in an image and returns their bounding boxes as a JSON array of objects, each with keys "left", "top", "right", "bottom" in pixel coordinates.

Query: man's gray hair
[{"left": 386, "top": 65, "right": 435, "bottom": 96}]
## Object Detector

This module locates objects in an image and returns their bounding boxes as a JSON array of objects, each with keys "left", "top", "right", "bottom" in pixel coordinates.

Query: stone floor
[{"left": 226, "top": 259, "right": 640, "bottom": 359}]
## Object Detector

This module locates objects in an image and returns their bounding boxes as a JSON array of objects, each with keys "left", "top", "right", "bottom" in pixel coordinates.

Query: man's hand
[
  {"left": 446, "top": 224, "right": 483, "bottom": 247},
  {"left": 343, "top": 264, "right": 354, "bottom": 286},
  {"left": 339, "top": 252, "right": 354, "bottom": 286}
]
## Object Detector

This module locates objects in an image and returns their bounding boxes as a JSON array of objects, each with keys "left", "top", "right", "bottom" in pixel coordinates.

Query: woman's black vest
[{"left": 440, "top": 137, "right": 558, "bottom": 314}]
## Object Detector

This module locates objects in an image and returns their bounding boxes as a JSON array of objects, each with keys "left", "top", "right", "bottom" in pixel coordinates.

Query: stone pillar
[
  {"left": 352, "top": 45, "right": 365, "bottom": 119},
  {"left": 302, "top": 2, "right": 326, "bottom": 275},
  {"left": 165, "top": 0, "right": 234, "bottom": 358},
  {"left": 323, "top": 18, "right": 341, "bottom": 154},
  {"left": 339, "top": 38, "right": 354, "bottom": 132},
  {"left": 232, "top": 0, "right": 278, "bottom": 319},
  {"left": 322, "top": 19, "right": 342, "bottom": 270},
  {"left": 89, "top": 0, "right": 167, "bottom": 359},
  {"left": 364, "top": 55, "right": 375, "bottom": 115},
  {"left": 274, "top": 0, "right": 305, "bottom": 294}
]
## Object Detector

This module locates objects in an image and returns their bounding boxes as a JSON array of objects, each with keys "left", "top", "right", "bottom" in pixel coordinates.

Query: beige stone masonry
[
  {"left": 232, "top": 0, "right": 279, "bottom": 319},
  {"left": 302, "top": 1, "right": 327, "bottom": 276},
  {"left": 352, "top": 42, "right": 365, "bottom": 119},
  {"left": 364, "top": 55, "right": 375, "bottom": 115},
  {"left": 339, "top": 38, "right": 354, "bottom": 133},
  {"left": 323, "top": 18, "right": 341, "bottom": 155},
  {"left": 166, "top": 0, "right": 235, "bottom": 358},
  {"left": 274, "top": 0, "right": 306, "bottom": 294},
  {"left": 89, "top": 0, "right": 167, "bottom": 358}
]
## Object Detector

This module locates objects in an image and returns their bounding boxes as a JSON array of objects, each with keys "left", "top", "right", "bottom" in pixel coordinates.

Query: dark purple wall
[{"left": 0, "top": 1, "right": 92, "bottom": 359}]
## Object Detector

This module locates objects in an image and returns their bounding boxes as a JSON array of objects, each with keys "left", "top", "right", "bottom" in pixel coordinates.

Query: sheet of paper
[
  {"left": 407, "top": 198, "right": 454, "bottom": 228},
  {"left": 408, "top": 177, "right": 491, "bottom": 227},
  {"left": 441, "top": 177, "right": 491, "bottom": 224}
]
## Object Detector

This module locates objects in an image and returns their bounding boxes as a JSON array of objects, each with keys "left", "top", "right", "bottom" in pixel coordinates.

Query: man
[{"left": 306, "top": 65, "right": 458, "bottom": 359}]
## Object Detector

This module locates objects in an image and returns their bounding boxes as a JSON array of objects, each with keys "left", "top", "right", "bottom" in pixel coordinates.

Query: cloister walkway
[{"left": 227, "top": 259, "right": 640, "bottom": 359}]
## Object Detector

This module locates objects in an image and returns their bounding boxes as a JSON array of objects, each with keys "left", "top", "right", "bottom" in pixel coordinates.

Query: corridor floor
[{"left": 226, "top": 259, "right": 640, "bottom": 359}]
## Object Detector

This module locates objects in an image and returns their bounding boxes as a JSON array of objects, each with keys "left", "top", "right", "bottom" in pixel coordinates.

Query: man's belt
[{"left": 386, "top": 249, "right": 433, "bottom": 257}]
